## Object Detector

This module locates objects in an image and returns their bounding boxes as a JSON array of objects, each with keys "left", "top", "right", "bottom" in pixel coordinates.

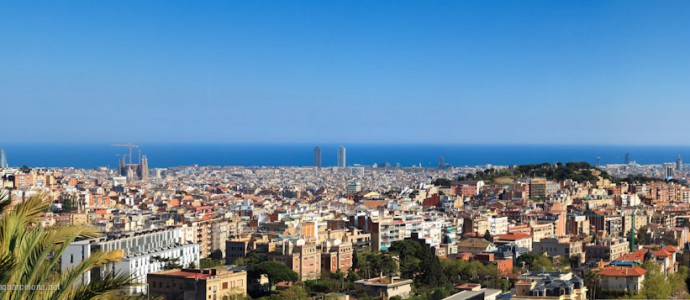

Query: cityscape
[
  {"left": 3, "top": 1, "right": 690, "bottom": 300},
  {"left": 3, "top": 145, "right": 690, "bottom": 299}
]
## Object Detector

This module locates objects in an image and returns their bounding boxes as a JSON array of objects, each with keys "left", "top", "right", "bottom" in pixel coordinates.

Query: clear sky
[{"left": 2, "top": 1, "right": 690, "bottom": 144}]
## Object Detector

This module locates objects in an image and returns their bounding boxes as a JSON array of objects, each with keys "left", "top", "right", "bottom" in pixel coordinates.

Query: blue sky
[{"left": 1, "top": 1, "right": 690, "bottom": 144}]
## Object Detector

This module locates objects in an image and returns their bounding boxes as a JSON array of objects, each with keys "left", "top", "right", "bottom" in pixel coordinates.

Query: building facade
[{"left": 61, "top": 227, "right": 200, "bottom": 294}]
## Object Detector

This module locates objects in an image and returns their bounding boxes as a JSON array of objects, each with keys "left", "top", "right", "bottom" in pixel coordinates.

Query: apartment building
[
  {"left": 184, "top": 218, "right": 229, "bottom": 258},
  {"left": 270, "top": 241, "right": 321, "bottom": 281},
  {"left": 514, "top": 272, "right": 587, "bottom": 300},
  {"left": 61, "top": 227, "right": 200, "bottom": 294},
  {"left": 321, "top": 240, "right": 354, "bottom": 273},
  {"left": 533, "top": 237, "right": 585, "bottom": 263},
  {"left": 148, "top": 268, "right": 247, "bottom": 300},
  {"left": 530, "top": 222, "right": 555, "bottom": 242},
  {"left": 585, "top": 238, "right": 629, "bottom": 262}
]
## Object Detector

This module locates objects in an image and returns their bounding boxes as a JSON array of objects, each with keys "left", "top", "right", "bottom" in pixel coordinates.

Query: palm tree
[
  {"left": 0, "top": 192, "right": 134, "bottom": 300},
  {"left": 583, "top": 270, "right": 600, "bottom": 300}
]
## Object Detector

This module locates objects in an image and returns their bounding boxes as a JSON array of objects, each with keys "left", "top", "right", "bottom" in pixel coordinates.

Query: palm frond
[
  {"left": 49, "top": 250, "right": 125, "bottom": 300},
  {"left": 69, "top": 271, "right": 135, "bottom": 300},
  {"left": 0, "top": 192, "right": 135, "bottom": 300},
  {"left": 29, "top": 225, "right": 103, "bottom": 290},
  {"left": 0, "top": 190, "right": 10, "bottom": 214}
]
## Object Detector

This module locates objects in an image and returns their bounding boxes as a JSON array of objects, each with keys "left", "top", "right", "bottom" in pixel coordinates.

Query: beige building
[
  {"left": 270, "top": 242, "right": 321, "bottom": 281},
  {"left": 148, "top": 268, "right": 247, "bottom": 300},
  {"left": 184, "top": 218, "right": 229, "bottom": 258},
  {"left": 514, "top": 272, "right": 587, "bottom": 300},
  {"left": 533, "top": 237, "right": 585, "bottom": 263},
  {"left": 355, "top": 276, "right": 413, "bottom": 300},
  {"left": 585, "top": 238, "right": 629, "bottom": 262},
  {"left": 457, "top": 238, "right": 496, "bottom": 254},
  {"left": 598, "top": 266, "right": 646, "bottom": 294},
  {"left": 343, "top": 227, "right": 372, "bottom": 251},
  {"left": 494, "top": 233, "right": 533, "bottom": 251},
  {"left": 530, "top": 222, "right": 555, "bottom": 242},
  {"left": 463, "top": 217, "right": 490, "bottom": 236}
]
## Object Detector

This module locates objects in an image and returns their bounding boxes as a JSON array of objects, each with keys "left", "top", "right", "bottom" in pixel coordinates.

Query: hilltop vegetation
[
  {"left": 513, "top": 162, "right": 612, "bottom": 183},
  {"left": 455, "top": 162, "right": 612, "bottom": 184}
]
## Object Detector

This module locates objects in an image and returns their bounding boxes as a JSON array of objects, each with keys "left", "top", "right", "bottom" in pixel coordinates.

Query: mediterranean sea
[{"left": 1, "top": 144, "right": 689, "bottom": 169}]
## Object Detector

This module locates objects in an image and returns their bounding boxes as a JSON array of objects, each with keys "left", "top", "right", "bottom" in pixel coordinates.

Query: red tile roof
[
  {"left": 495, "top": 233, "right": 531, "bottom": 240},
  {"left": 614, "top": 249, "right": 647, "bottom": 263},
  {"left": 163, "top": 271, "right": 213, "bottom": 280},
  {"left": 664, "top": 245, "right": 678, "bottom": 253},
  {"left": 598, "top": 266, "right": 647, "bottom": 277},
  {"left": 653, "top": 249, "right": 671, "bottom": 258}
]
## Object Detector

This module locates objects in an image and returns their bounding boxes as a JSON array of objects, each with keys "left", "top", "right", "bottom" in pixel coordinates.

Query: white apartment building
[
  {"left": 489, "top": 216, "right": 509, "bottom": 235},
  {"left": 61, "top": 226, "right": 200, "bottom": 294}
]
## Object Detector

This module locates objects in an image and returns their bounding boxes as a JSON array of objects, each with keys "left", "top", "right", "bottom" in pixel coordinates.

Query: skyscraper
[
  {"left": 140, "top": 155, "right": 149, "bottom": 181},
  {"left": 666, "top": 163, "right": 675, "bottom": 179},
  {"left": 438, "top": 155, "right": 445, "bottom": 169},
  {"left": 337, "top": 146, "right": 347, "bottom": 167},
  {"left": 625, "top": 153, "right": 633, "bottom": 164},
  {"left": 313, "top": 146, "right": 322, "bottom": 168},
  {"left": 0, "top": 148, "right": 7, "bottom": 168},
  {"left": 677, "top": 154, "right": 683, "bottom": 172}
]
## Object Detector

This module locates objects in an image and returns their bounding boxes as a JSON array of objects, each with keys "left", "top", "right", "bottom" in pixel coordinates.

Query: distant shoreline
[{"left": 0, "top": 143, "right": 688, "bottom": 169}]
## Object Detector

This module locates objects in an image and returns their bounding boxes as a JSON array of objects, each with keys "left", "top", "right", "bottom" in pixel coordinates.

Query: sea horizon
[{"left": 1, "top": 143, "right": 689, "bottom": 169}]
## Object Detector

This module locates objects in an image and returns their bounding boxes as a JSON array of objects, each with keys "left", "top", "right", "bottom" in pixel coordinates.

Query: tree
[
  {"left": 151, "top": 256, "right": 183, "bottom": 270},
  {"left": 639, "top": 260, "right": 671, "bottom": 300},
  {"left": 483, "top": 230, "right": 493, "bottom": 242},
  {"left": 389, "top": 240, "right": 422, "bottom": 279},
  {"left": 234, "top": 252, "right": 263, "bottom": 267},
  {"left": 278, "top": 285, "right": 308, "bottom": 300},
  {"left": 248, "top": 261, "right": 299, "bottom": 289},
  {"left": 354, "top": 250, "right": 398, "bottom": 279},
  {"left": 440, "top": 259, "right": 464, "bottom": 283},
  {"left": 305, "top": 279, "right": 335, "bottom": 294},
  {"left": 0, "top": 193, "right": 133, "bottom": 300},
  {"left": 636, "top": 226, "right": 649, "bottom": 245},
  {"left": 61, "top": 195, "right": 75, "bottom": 212},
  {"left": 517, "top": 252, "right": 554, "bottom": 272},
  {"left": 389, "top": 239, "right": 446, "bottom": 286},
  {"left": 670, "top": 266, "right": 689, "bottom": 298},
  {"left": 583, "top": 270, "right": 600, "bottom": 300},
  {"left": 432, "top": 178, "right": 452, "bottom": 187},
  {"left": 209, "top": 249, "right": 223, "bottom": 260},
  {"left": 498, "top": 278, "right": 510, "bottom": 292},
  {"left": 200, "top": 257, "right": 224, "bottom": 269},
  {"left": 417, "top": 247, "right": 446, "bottom": 286}
]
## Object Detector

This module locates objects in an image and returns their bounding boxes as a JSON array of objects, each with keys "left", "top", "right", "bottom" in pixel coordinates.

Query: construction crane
[
  {"left": 112, "top": 143, "right": 139, "bottom": 165},
  {"left": 567, "top": 209, "right": 639, "bottom": 252}
]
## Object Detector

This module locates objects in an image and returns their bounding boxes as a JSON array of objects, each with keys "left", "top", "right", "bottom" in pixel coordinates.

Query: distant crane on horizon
[{"left": 112, "top": 143, "right": 139, "bottom": 165}]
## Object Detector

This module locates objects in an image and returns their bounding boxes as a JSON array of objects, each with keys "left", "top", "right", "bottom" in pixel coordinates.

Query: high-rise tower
[
  {"left": 140, "top": 155, "right": 149, "bottom": 181},
  {"left": 666, "top": 163, "right": 675, "bottom": 179},
  {"left": 337, "top": 146, "right": 347, "bottom": 168},
  {"left": 0, "top": 148, "right": 7, "bottom": 168},
  {"left": 677, "top": 154, "right": 683, "bottom": 172},
  {"left": 625, "top": 153, "right": 633, "bottom": 164},
  {"left": 313, "top": 146, "right": 322, "bottom": 168}
]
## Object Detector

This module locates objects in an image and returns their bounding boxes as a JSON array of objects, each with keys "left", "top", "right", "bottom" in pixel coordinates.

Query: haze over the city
[{"left": 2, "top": 1, "right": 690, "bottom": 144}]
